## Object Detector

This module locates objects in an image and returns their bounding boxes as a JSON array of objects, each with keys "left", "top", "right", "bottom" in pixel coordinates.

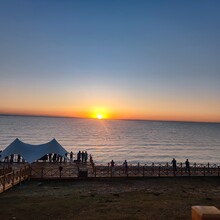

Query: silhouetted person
[
  {"left": 111, "top": 160, "right": 115, "bottom": 167},
  {"left": 49, "top": 153, "right": 52, "bottom": 162},
  {"left": 185, "top": 159, "right": 190, "bottom": 172},
  {"left": 17, "top": 154, "right": 21, "bottom": 163},
  {"left": 53, "top": 153, "right": 57, "bottom": 162},
  {"left": 70, "top": 151, "right": 73, "bottom": 161},
  {"left": 10, "top": 154, "right": 14, "bottom": 163},
  {"left": 82, "top": 151, "right": 85, "bottom": 163},
  {"left": 110, "top": 160, "right": 115, "bottom": 175},
  {"left": 123, "top": 160, "right": 128, "bottom": 175},
  {"left": 77, "top": 151, "right": 81, "bottom": 162},
  {"left": 85, "top": 151, "right": 88, "bottom": 163},
  {"left": 171, "top": 158, "right": 177, "bottom": 171}
]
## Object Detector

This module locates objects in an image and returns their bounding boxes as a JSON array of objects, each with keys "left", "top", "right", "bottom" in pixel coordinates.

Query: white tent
[{"left": 0, "top": 138, "right": 68, "bottom": 163}]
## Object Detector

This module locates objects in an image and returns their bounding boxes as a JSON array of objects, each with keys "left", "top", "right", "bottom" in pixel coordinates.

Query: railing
[
  {"left": 0, "top": 165, "right": 30, "bottom": 193},
  {"left": 90, "top": 160, "right": 220, "bottom": 178},
  {"left": 1, "top": 157, "right": 220, "bottom": 193},
  {"left": 30, "top": 162, "right": 83, "bottom": 179},
  {"left": 0, "top": 166, "right": 13, "bottom": 176}
]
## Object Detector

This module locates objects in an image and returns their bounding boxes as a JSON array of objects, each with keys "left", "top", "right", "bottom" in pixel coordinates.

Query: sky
[{"left": 0, "top": 0, "right": 220, "bottom": 122}]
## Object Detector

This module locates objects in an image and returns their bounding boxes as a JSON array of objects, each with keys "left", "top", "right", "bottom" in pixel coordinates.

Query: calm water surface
[{"left": 0, "top": 116, "right": 220, "bottom": 165}]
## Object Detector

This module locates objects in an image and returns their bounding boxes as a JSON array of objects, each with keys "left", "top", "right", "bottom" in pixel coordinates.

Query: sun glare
[
  {"left": 97, "top": 114, "right": 103, "bottom": 119},
  {"left": 89, "top": 106, "right": 110, "bottom": 119}
]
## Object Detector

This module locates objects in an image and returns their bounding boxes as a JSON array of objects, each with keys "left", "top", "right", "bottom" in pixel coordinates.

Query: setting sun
[
  {"left": 88, "top": 106, "right": 111, "bottom": 120},
  {"left": 97, "top": 114, "right": 103, "bottom": 119}
]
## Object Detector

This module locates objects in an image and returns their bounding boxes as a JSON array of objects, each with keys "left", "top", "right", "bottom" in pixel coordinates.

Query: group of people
[
  {"left": 109, "top": 158, "right": 191, "bottom": 174},
  {"left": 1, "top": 153, "right": 23, "bottom": 163},
  {"left": 110, "top": 159, "right": 128, "bottom": 167},
  {"left": 76, "top": 151, "right": 88, "bottom": 163},
  {"left": 0, "top": 151, "right": 89, "bottom": 164},
  {"left": 40, "top": 153, "right": 69, "bottom": 163},
  {"left": 171, "top": 158, "right": 190, "bottom": 172},
  {"left": 110, "top": 159, "right": 128, "bottom": 174}
]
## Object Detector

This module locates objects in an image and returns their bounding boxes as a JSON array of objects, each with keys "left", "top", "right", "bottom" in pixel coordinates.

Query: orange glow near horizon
[
  {"left": 88, "top": 106, "right": 110, "bottom": 120},
  {"left": 1, "top": 106, "right": 220, "bottom": 123}
]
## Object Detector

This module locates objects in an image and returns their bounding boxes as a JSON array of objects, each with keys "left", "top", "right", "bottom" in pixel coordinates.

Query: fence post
[
  {"left": 28, "top": 165, "right": 32, "bottom": 180},
  {"left": 152, "top": 163, "right": 154, "bottom": 176},
  {"left": 159, "top": 165, "right": 161, "bottom": 177},
  {"left": 180, "top": 163, "right": 183, "bottom": 176},
  {"left": 204, "top": 166, "right": 206, "bottom": 176},
  {"left": 3, "top": 173, "right": 6, "bottom": 192},
  {"left": 12, "top": 170, "right": 15, "bottom": 187},
  {"left": 19, "top": 168, "right": 22, "bottom": 183},
  {"left": 194, "top": 163, "right": 196, "bottom": 176},
  {"left": 59, "top": 166, "right": 63, "bottom": 179},
  {"left": 94, "top": 167, "right": 96, "bottom": 177},
  {"left": 143, "top": 166, "right": 145, "bottom": 177},
  {"left": 41, "top": 167, "right": 44, "bottom": 179},
  {"left": 208, "top": 163, "right": 210, "bottom": 173}
]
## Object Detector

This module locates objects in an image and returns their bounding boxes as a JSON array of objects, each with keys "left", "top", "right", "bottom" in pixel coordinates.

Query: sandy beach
[{"left": 1, "top": 177, "right": 220, "bottom": 220}]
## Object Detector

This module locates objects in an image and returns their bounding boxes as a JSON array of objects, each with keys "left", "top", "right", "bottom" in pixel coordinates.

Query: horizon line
[{"left": 0, "top": 113, "right": 219, "bottom": 124}]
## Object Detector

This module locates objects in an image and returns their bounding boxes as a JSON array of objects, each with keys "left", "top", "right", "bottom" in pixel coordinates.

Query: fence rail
[
  {"left": 0, "top": 166, "right": 30, "bottom": 193},
  {"left": 91, "top": 162, "right": 220, "bottom": 178},
  {"left": 1, "top": 158, "right": 220, "bottom": 193}
]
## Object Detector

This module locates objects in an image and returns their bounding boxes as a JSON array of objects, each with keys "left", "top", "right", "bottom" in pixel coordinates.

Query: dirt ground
[{"left": 1, "top": 177, "right": 220, "bottom": 220}]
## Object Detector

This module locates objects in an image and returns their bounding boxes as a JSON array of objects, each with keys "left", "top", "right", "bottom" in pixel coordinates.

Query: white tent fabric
[{"left": 0, "top": 138, "right": 68, "bottom": 163}]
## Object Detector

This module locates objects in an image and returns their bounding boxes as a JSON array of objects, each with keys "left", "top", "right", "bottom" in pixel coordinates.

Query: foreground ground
[{"left": 1, "top": 177, "right": 220, "bottom": 220}]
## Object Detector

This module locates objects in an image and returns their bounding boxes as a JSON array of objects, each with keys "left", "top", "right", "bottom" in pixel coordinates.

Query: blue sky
[{"left": 0, "top": 0, "right": 220, "bottom": 122}]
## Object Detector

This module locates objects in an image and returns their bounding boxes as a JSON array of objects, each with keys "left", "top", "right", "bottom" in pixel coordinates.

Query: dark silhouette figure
[
  {"left": 10, "top": 154, "right": 14, "bottom": 163},
  {"left": 82, "top": 151, "right": 85, "bottom": 163},
  {"left": 49, "top": 153, "right": 52, "bottom": 162},
  {"left": 53, "top": 153, "right": 57, "bottom": 162},
  {"left": 70, "top": 151, "right": 73, "bottom": 161},
  {"left": 111, "top": 160, "right": 115, "bottom": 167},
  {"left": 77, "top": 151, "right": 81, "bottom": 162},
  {"left": 185, "top": 159, "right": 190, "bottom": 172},
  {"left": 17, "top": 154, "right": 21, "bottom": 163},
  {"left": 85, "top": 151, "right": 88, "bottom": 163},
  {"left": 123, "top": 160, "right": 128, "bottom": 175},
  {"left": 171, "top": 158, "right": 177, "bottom": 171}
]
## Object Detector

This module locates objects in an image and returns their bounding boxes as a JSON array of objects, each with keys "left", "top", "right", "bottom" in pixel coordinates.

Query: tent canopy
[{"left": 0, "top": 138, "right": 68, "bottom": 163}]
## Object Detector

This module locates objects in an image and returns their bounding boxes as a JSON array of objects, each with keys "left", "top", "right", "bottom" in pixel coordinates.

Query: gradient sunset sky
[{"left": 0, "top": 0, "right": 220, "bottom": 122}]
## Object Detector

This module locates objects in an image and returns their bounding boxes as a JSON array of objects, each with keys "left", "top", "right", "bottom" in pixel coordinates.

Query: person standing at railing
[
  {"left": 82, "top": 151, "right": 85, "bottom": 163},
  {"left": 17, "top": 154, "right": 21, "bottom": 163},
  {"left": 123, "top": 160, "right": 128, "bottom": 175},
  {"left": 110, "top": 160, "right": 115, "bottom": 176},
  {"left": 70, "top": 151, "right": 73, "bottom": 161},
  {"left": 85, "top": 151, "right": 88, "bottom": 163},
  {"left": 111, "top": 160, "right": 115, "bottom": 167},
  {"left": 171, "top": 158, "right": 177, "bottom": 171},
  {"left": 77, "top": 151, "right": 81, "bottom": 162},
  {"left": 185, "top": 159, "right": 190, "bottom": 173}
]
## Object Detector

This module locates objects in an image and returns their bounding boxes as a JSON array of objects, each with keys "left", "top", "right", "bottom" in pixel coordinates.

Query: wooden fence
[
  {"left": 89, "top": 155, "right": 220, "bottom": 177},
  {"left": 91, "top": 162, "right": 220, "bottom": 178},
  {"left": 30, "top": 163, "right": 80, "bottom": 179},
  {"left": 0, "top": 165, "right": 30, "bottom": 193},
  {"left": 1, "top": 158, "right": 220, "bottom": 193}
]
